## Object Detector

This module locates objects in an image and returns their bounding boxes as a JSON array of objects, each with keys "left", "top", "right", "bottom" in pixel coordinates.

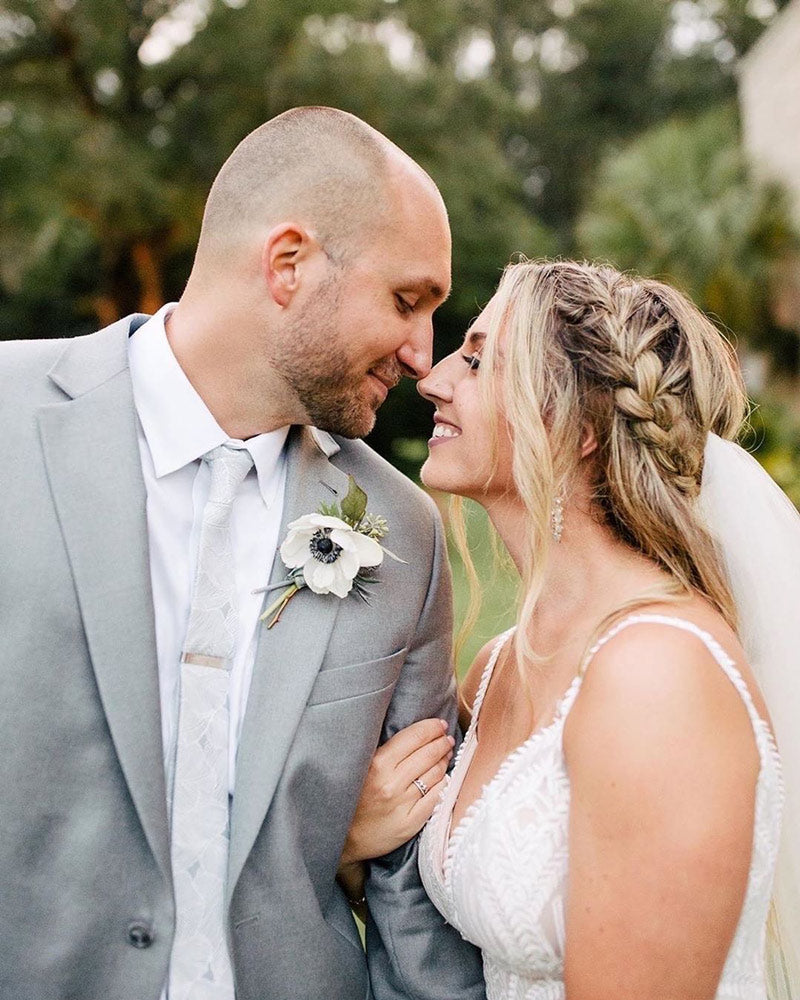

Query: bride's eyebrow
[{"left": 463, "top": 331, "right": 486, "bottom": 351}]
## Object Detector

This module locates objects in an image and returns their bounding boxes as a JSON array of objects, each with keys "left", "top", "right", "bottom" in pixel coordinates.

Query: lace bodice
[{"left": 419, "top": 615, "right": 784, "bottom": 1000}]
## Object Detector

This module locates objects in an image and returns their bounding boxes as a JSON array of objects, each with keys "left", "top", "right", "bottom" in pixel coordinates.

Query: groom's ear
[{"left": 262, "top": 223, "right": 320, "bottom": 307}]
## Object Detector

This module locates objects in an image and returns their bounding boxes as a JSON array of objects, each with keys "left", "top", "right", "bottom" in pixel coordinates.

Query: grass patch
[{"left": 429, "top": 492, "right": 520, "bottom": 677}]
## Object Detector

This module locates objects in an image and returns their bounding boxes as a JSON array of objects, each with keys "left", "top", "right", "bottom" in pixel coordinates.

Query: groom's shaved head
[
  {"left": 197, "top": 107, "right": 430, "bottom": 265},
  {"left": 170, "top": 107, "right": 451, "bottom": 441}
]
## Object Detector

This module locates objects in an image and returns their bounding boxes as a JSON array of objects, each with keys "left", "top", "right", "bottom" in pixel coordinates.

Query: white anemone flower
[{"left": 280, "top": 513, "right": 384, "bottom": 598}]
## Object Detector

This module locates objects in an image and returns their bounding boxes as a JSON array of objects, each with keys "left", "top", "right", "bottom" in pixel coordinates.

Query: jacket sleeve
[{"left": 364, "top": 498, "right": 486, "bottom": 1000}]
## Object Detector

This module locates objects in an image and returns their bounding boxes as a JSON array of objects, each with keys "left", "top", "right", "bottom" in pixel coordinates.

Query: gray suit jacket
[{"left": 0, "top": 317, "right": 485, "bottom": 1000}]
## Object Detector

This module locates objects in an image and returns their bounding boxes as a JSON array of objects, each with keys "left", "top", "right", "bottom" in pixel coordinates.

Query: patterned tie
[{"left": 168, "top": 444, "right": 254, "bottom": 1000}]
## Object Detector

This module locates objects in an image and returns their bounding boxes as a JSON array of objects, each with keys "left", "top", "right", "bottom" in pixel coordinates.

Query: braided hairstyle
[{"left": 481, "top": 260, "right": 747, "bottom": 638}]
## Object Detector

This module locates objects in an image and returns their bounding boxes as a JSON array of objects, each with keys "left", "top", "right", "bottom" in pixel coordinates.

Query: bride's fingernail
[
  {"left": 439, "top": 719, "right": 449, "bottom": 731},
  {"left": 447, "top": 735, "right": 455, "bottom": 746}
]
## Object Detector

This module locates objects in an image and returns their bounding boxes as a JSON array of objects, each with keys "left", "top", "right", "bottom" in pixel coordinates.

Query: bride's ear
[{"left": 579, "top": 422, "right": 598, "bottom": 460}]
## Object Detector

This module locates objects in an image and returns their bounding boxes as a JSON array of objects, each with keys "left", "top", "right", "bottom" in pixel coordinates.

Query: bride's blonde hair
[{"left": 458, "top": 259, "right": 748, "bottom": 671}]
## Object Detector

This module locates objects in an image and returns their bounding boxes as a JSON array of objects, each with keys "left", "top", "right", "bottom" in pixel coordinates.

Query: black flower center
[{"left": 309, "top": 528, "right": 342, "bottom": 564}]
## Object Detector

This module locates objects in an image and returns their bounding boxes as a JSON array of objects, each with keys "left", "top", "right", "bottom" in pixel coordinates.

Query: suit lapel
[
  {"left": 37, "top": 318, "right": 171, "bottom": 884},
  {"left": 40, "top": 326, "right": 354, "bottom": 897},
  {"left": 228, "top": 426, "right": 349, "bottom": 901}
]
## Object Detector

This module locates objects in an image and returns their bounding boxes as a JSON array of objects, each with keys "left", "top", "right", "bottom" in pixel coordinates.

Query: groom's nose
[{"left": 396, "top": 314, "right": 434, "bottom": 380}]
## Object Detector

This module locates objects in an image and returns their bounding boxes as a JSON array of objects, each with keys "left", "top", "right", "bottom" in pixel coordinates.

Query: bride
[{"left": 340, "top": 260, "right": 798, "bottom": 999}]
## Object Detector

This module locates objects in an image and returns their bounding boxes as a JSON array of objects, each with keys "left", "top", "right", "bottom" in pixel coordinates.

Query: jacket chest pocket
[{"left": 306, "top": 647, "right": 407, "bottom": 706}]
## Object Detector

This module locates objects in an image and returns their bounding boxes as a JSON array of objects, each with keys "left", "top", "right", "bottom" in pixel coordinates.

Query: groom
[{"left": 0, "top": 108, "right": 484, "bottom": 1000}]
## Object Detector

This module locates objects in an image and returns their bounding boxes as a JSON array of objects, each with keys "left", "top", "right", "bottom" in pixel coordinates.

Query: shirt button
[{"left": 127, "top": 921, "right": 155, "bottom": 948}]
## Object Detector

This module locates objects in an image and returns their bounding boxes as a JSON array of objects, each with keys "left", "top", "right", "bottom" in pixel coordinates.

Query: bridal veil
[{"left": 700, "top": 433, "right": 799, "bottom": 999}]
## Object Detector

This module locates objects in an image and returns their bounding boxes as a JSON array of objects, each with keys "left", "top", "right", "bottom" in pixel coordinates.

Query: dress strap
[
  {"left": 580, "top": 613, "right": 764, "bottom": 732},
  {"left": 446, "top": 627, "right": 516, "bottom": 782},
  {"left": 469, "top": 627, "right": 516, "bottom": 729}
]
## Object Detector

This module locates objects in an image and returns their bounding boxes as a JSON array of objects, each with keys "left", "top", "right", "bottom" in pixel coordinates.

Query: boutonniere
[{"left": 256, "top": 476, "right": 402, "bottom": 628}]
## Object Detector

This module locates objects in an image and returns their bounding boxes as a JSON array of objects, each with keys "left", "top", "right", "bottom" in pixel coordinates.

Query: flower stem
[{"left": 259, "top": 583, "right": 300, "bottom": 629}]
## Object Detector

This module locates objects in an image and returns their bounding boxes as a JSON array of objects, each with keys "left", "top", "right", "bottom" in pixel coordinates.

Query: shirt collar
[{"left": 128, "top": 304, "right": 290, "bottom": 505}]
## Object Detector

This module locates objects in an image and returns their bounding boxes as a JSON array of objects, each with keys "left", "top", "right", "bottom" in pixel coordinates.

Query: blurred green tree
[
  {"left": 0, "top": 0, "right": 552, "bottom": 338},
  {"left": 577, "top": 104, "right": 799, "bottom": 371},
  {"left": 427, "top": 0, "right": 793, "bottom": 248},
  {"left": 1, "top": 0, "right": 795, "bottom": 475},
  {"left": 0, "top": 0, "right": 555, "bottom": 470}
]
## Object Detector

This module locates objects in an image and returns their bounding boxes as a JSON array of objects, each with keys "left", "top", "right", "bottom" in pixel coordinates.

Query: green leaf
[{"left": 340, "top": 475, "right": 368, "bottom": 526}]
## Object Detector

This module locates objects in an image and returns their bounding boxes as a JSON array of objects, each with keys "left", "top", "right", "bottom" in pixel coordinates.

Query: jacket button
[{"left": 127, "top": 921, "right": 154, "bottom": 948}]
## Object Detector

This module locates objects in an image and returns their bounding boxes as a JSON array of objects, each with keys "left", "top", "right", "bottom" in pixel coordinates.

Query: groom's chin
[{"left": 315, "top": 405, "right": 377, "bottom": 440}]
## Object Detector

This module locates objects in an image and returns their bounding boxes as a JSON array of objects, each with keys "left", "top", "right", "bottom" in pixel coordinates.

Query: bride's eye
[{"left": 461, "top": 352, "right": 481, "bottom": 371}]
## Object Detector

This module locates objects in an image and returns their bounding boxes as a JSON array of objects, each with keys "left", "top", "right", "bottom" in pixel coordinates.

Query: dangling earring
[{"left": 551, "top": 488, "right": 565, "bottom": 543}]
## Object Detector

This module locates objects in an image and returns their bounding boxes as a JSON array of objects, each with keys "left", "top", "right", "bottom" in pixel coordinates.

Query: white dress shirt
[{"left": 128, "top": 304, "right": 289, "bottom": 800}]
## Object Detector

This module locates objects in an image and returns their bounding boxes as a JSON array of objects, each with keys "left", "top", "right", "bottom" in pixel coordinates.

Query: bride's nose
[{"left": 418, "top": 354, "right": 455, "bottom": 404}]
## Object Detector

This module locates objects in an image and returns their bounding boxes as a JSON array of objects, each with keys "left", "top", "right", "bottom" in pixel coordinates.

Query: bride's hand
[{"left": 341, "top": 718, "right": 455, "bottom": 865}]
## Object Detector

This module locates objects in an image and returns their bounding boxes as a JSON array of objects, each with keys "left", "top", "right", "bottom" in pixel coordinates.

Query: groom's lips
[
  {"left": 367, "top": 368, "right": 400, "bottom": 402},
  {"left": 366, "top": 373, "right": 389, "bottom": 403}
]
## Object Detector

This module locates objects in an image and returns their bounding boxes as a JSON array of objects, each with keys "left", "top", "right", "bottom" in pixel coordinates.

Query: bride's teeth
[{"left": 432, "top": 424, "right": 460, "bottom": 439}]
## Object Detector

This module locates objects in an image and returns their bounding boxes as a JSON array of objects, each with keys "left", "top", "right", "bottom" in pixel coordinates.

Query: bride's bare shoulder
[
  {"left": 564, "top": 599, "right": 759, "bottom": 770},
  {"left": 588, "top": 597, "right": 746, "bottom": 674},
  {"left": 562, "top": 600, "right": 763, "bottom": 995}
]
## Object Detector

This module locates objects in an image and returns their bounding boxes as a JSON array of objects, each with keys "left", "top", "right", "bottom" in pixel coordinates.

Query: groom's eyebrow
[{"left": 401, "top": 278, "right": 450, "bottom": 303}]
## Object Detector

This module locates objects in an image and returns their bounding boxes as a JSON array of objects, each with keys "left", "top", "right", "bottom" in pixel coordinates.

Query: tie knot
[{"left": 203, "top": 445, "right": 254, "bottom": 505}]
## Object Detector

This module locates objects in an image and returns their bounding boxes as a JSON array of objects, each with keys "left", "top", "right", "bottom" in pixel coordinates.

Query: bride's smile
[
  {"left": 429, "top": 415, "right": 461, "bottom": 442},
  {"left": 418, "top": 297, "right": 517, "bottom": 504}
]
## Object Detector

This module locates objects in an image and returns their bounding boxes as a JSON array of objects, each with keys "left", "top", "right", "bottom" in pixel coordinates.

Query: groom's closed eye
[{"left": 395, "top": 294, "right": 415, "bottom": 314}]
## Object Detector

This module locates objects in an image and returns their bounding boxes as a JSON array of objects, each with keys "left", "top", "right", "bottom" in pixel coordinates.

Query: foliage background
[{"left": 2, "top": 0, "right": 799, "bottom": 667}]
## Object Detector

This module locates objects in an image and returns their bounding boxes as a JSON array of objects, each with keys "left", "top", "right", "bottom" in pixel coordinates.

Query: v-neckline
[
  {"left": 438, "top": 628, "right": 582, "bottom": 884},
  {"left": 442, "top": 675, "right": 581, "bottom": 876}
]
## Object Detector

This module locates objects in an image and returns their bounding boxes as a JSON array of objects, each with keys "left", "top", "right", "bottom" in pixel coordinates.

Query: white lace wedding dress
[{"left": 419, "top": 614, "right": 784, "bottom": 1000}]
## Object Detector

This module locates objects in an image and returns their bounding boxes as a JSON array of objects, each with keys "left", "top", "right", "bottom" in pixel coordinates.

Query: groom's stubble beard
[{"left": 277, "top": 273, "right": 397, "bottom": 439}]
